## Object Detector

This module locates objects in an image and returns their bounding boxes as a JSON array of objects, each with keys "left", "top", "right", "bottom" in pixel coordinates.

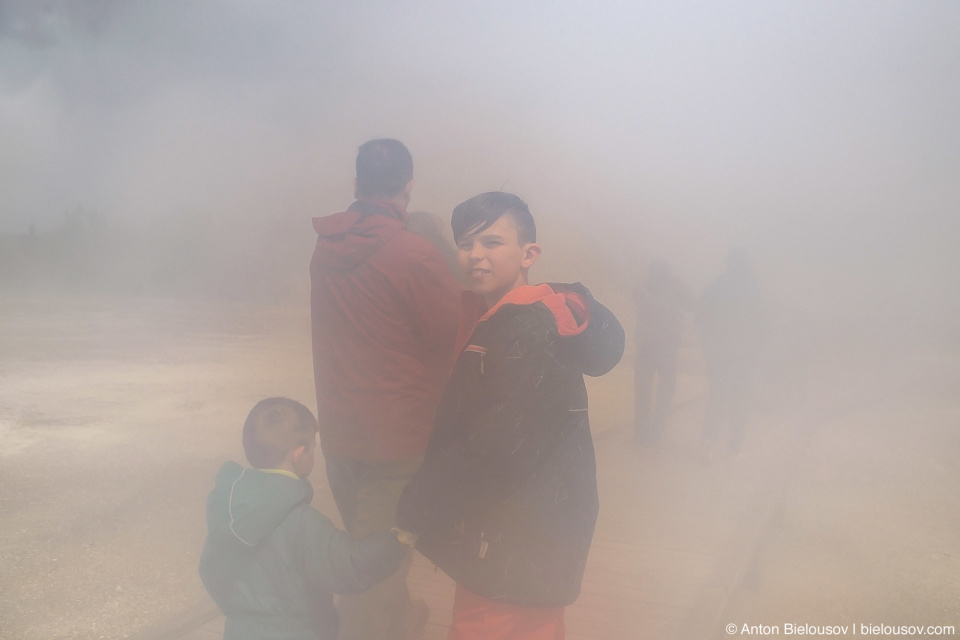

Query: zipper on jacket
[{"left": 464, "top": 345, "right": 487, "bottom": 375}]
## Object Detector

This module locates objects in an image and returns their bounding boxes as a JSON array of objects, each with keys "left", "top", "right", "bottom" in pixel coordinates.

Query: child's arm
[
  {"left": 299, "top": 509, "right": 408, "bottom": 595},
  {"left": 549, "top": 284, "right": 625, "bottom": 377}
]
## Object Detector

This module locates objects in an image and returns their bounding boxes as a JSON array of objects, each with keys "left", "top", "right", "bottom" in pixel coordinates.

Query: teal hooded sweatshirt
[{"left": 199, "top": 461, "right": 407, "bottom": 640}]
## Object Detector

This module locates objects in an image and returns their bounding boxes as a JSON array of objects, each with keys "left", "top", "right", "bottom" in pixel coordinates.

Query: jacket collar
[
  {"left": 347, "top": 198, "right": 408, "bottom": 222},
  {"left": 455, "top": 284, "right": 590, "bottom": 355}
]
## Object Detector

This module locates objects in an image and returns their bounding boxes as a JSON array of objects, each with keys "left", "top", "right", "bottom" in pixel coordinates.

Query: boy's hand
[{"left": 390, "top": 527, "right": 418, "bottom": 547}]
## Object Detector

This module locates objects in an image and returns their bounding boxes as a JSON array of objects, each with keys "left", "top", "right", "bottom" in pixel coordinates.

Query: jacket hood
[
  {"left": 482, "top": 283, "right": 589, "bottom": 334},
  {"left": 205, "top": 461, "right": 313, "bottom": 547},
  {"left": 312, "top": 200, "right": 407, "bottom": 271},
  {"left": 459, "top": 282, "right": 624, "bottom": 377}
]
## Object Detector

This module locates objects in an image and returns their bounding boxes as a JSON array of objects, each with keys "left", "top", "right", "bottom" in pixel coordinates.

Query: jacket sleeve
[
  {"left": 299, "top": 509, "right": 407, "bottom": 595},
  {"left": 397, "top": 310, "right": 567, "bottom": 533},
  {"left": 551, "top": 283, "right": 625, "bottom": 377},
  {"left": 198, "top": 537, "right": 233, "bottom": 612}
]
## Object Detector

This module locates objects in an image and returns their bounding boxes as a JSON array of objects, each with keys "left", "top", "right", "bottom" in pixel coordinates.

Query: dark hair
[
  {"left": 242, "top": 398, "right": 318, "bottom": 469},
  {"left": 451, "top": 192, "right": 537, "bottom": 245},
  {"left": 355, "top": 139, "right": 413, "bottom": 198}
]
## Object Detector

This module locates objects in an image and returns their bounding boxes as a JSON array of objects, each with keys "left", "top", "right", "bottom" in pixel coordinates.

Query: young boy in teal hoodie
[{"left": 199, "top": 398, "right": 410, "bottom": 640}]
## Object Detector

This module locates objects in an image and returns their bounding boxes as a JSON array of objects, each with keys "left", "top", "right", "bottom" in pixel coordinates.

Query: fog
[
  {"left": 2, "top": 1, "right": 959, "bottom": 637},
  {"left": 3, "top": 1, "right": 958, "bottom": 327}
]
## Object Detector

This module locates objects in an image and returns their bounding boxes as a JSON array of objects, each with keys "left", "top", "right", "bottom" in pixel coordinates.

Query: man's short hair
[
  {"left": 451, "top": 192, "right": 537, "bottom": 245},
  {"left": 355, "top": 139, "right": 413, "bottom": 198},
  {"left": 242, "top": 398, "right": 318, "bottom": 469}
]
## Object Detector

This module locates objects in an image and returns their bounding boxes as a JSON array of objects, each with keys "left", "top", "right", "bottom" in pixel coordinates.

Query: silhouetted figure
[
  {"left": 406, "top": 211, "right": 461, "bottom": 283},
  {"left": 632, "top": 259, "right": 693, "bottom": 445},
  {"left": 698, "top": 249, "right": 763, "bottom": 456}
]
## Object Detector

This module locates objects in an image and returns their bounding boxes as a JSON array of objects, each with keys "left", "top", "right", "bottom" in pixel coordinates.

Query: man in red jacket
[{"left": 310, "top": 139, "right": 462, "bottom": 640}]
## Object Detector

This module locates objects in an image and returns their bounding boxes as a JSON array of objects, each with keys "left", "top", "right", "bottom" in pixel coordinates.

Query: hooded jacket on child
[
  {"left": 396, "top": 282, "right": 625, "bottom": 607},
  {"left": 199, "top": 462, "right": 407, "bottom": 640}
]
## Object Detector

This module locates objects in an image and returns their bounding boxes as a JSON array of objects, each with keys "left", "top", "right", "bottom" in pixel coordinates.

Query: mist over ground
[{"left": 1, "top": 2, "right": 959, "bottom": 638}]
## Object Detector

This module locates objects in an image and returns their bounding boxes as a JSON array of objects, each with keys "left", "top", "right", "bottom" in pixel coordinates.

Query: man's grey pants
[{"left": 325, "top": 454, "right": 424, "bottom": 640}]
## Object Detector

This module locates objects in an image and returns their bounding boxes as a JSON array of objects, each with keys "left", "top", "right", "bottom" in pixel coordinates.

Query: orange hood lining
[{"left": 479, "top": 283, "right": 590, "bottom": 337}]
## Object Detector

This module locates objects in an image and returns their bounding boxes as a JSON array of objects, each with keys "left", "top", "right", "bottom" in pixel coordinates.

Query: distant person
[
  {"left": 632, "top": 259, "right": 693, "bottom": 445},
  {"left": 396, "top": 192, "right": 625, "bottom": 640},
  {"left": 310, "top": 139, "right": 462, "bottom": 640},
  {"left": 198, "top": 398, "right": 411, "bottom": 640},
  {"left": 406, "top": 211, "right": 461, "bottom": 282},
  {"left": 697, "top": 248, "right": 764, "bottom": 456}
]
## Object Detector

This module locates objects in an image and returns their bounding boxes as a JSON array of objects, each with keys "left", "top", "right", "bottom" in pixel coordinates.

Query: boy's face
[{"left": 456, "top": 214, "right": 541, "bottom": 306}]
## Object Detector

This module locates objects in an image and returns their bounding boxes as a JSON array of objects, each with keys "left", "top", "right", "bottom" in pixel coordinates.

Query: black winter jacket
[
  {"left": 199, "top": 463, "right": 407, "bottom": 640},
  {"left": 396, "top": 283, "right": 624, "bottom": 607}
]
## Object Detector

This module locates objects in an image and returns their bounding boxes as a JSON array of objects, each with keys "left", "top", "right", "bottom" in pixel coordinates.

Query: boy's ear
[
  {"left": 521, "top": 242, "right": 542, "bottom": 270},
  {"left": 290, "top": 444, "right": 306, "bottom": 465}
]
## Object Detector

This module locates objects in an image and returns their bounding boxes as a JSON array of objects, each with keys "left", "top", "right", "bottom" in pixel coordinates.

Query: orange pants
[{"left": 447, "top": 584, "right": 565, "bottom": 640}]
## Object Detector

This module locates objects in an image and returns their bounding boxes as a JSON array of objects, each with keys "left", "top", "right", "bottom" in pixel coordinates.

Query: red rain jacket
[{"left": 310, "top": 200, "right": 462, "bottom": 460}]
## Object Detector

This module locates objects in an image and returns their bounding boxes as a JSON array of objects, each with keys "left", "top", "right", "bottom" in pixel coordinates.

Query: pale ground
[
  {"left": 722, "top": 350, "right": 960, "bottom": 634},
  {"left": 0, "top": 297, "right": 318, "bottom": 639},
  {"left": 1, "top": 296, "right": 958, "bottom": 639}
]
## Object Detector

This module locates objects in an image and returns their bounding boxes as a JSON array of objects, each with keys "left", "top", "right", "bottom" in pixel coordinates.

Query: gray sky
[{"left": 2, "top": 1, "right": 958, "bottom": 324}]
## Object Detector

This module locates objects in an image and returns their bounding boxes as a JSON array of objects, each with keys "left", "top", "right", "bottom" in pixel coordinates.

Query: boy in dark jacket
[
  {"left": 199, "top": 398, "right": 410, "bottom": 640},
  {"left": 396, "top": 193, "right": 625, "bottom": 639}
]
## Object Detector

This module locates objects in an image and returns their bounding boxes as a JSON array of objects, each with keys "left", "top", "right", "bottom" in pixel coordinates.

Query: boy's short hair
[
  {"left": 355, "top": 138, "right": 413, "bottom": 198},
  {"left": 242, "top": 398, "right": 319, "bottom": 469},
  {"left": 451, "top": 192, "right": 537, "bottom": 245}
]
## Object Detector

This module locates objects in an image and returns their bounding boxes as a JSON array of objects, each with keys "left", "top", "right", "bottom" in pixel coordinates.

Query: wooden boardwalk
[{"left": 147, "top": 390, "right": 806, "bottom": 640}]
